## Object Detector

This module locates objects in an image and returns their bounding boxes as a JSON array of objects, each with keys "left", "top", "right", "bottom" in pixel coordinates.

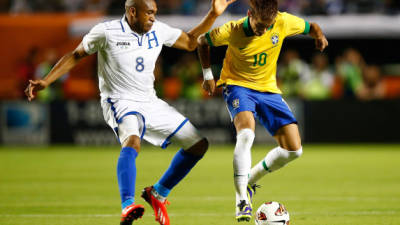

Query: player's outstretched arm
[
  {"left": 24, "top": 43, "right": 88, "bottom": 101},
  {"left": 309, "top": 22, "right": 328, "bottom": 52},
  {"left": 172, "top": 0, "right": 236, "bottom": 51},
  {"left": 197, "top": 34, "right": 215, "bottom": 96}
]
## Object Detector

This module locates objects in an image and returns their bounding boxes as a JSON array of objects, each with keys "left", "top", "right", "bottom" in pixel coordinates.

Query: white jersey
[{"left": 82, "top": 16, "right": 182, "bottom": 101}]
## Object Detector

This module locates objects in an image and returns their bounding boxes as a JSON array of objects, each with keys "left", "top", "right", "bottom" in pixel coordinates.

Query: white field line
[
  {"left": 173, "top": 196, "right": 400, "bottom": 202},
  {"left": 0, "top": 211, "right": 399, "bottom": 218},
  {"left": 1, "top": 195, "right": 398, "bottom": 207}
]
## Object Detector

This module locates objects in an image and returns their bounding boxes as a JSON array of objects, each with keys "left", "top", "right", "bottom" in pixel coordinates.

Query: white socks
[
  {"left": 233, "top": 128, "right": 303, "bottom": 204},
  {"left": 233, "top": 129, "right": 255, "bottom": 204},
  {"left": 248, "top": 146, "right": 303, "bottom": 185}
]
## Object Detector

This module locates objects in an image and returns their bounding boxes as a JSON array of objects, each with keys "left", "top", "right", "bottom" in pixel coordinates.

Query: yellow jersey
[{"left": 206, "top": 12, "right": 310, "bottom": 93}]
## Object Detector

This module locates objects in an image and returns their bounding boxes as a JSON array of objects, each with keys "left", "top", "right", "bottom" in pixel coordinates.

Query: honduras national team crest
[
  {"left": 232, "top": 99, "right": 240, "bottom": 109},
  {"left": 271, "top": 33, "right": 279, "bottom": 46}
]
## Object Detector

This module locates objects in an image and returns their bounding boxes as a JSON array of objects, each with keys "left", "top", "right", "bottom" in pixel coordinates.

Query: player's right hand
[
  {"left": 211, "top": 0, "right": 237, "bottom": 16},
  {"left": 24, "top": 79, "right": 48, "bottom": 101},
  {"left": 202, "top": 79, "right": 216, "bottom": 96}
]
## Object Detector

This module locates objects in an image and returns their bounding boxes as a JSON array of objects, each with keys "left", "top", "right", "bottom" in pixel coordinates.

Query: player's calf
[
  {"left": 184, "top": 138, "right": 209, "bottom": 156},
  {"left": 266, "top": 147, "right": 303, "bottom": 172}
]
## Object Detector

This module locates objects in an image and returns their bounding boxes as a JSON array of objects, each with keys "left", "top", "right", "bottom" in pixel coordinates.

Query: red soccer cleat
[
  {"left": 120, "top": 203, "right": 145, "bottom": 225},
  {"left": 141, "top": 186, "right": 170, "bottom": 225}
]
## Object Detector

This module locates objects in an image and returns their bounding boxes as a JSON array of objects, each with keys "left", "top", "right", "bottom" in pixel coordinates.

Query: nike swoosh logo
[{"left": 234, "top": 174, "right": 246, "bottom": 177}]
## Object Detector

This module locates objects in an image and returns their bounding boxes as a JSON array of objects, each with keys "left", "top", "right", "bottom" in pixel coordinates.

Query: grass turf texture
[{"left": 0, "top": 144, "right": 400, "bottom": 225}]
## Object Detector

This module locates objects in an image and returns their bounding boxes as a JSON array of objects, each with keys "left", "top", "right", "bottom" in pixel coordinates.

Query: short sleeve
[
  {"left": 82, "top": 23, "right": 106, "bottom": 55},
  {"left": 205, "top": 21, "right": 234, "bottom": 47},
  {"left": 156, "top": 21, "right": 183, "bottom": 47},
  {"left": 283, "top": 13, "right": 310, "bottom": 37}
]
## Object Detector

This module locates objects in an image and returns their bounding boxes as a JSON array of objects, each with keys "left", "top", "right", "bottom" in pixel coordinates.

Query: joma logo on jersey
[
  {"left": 116, "top": 42, "right": 131, "bottom": 49},
  {"left": 116, "top": 42, "right": 130, "bottom": 46}
]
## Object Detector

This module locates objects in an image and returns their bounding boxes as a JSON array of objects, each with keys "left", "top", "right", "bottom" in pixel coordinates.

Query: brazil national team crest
[
  {"left": 232, "top": 99, "right": 240, "bottom": 109},
  {"left": 271, "top": 33, "right": 279, "bottom": 46}
]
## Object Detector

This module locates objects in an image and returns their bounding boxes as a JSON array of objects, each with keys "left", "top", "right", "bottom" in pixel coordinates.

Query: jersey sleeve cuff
[
  {"left": 303, "top": 21, "right": 311, "bottom": 35},
  {"left": 205, "top": 32, "right": 214, "bottom": 47},
  {"left": 82, "top": 37, "right": 94, "bottom": 55},
  {"left": 166, "top": 30, "right": 183, "bottom": 47}
]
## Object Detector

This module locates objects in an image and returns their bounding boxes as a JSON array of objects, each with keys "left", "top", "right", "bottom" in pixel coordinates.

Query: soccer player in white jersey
[{"left": 24, "top": 0, "right": 236, "bottom": 225}]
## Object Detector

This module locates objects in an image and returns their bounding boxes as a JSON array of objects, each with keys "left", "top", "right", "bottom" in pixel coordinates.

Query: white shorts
[{"left": 101, "top": 97, "right": 203, "bottom": 149}]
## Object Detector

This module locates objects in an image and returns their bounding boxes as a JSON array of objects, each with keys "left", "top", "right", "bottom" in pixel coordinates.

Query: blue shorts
[{"left": 223, "top": 85, "right": 297, "bottom": 136}]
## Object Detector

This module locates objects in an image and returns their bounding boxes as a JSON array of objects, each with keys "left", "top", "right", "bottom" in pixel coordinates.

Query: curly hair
[{"left": 249, "top": 0, "right": 278, "bottom": 20}]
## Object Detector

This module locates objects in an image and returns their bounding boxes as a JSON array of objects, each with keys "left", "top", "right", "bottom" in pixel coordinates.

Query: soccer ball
[{"left": 254, "top": 201, "right": 290, "bottom": 225}]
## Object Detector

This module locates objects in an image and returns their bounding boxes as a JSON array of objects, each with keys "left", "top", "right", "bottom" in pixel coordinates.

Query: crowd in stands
[
  {"left": 276, "top": 48, "right": 396, "bottom": 101},
  {"left": 2, "top": 0, "right": 400, "bottom": 102},
  {"left": 10, "top": 45, "right": 400, "bottom": 102},
  {"left": 159, "top": 48, "right": 400, "bottom": 101},
  {"left": 0, "top": 0, "right": 399, "bottom": 15}
]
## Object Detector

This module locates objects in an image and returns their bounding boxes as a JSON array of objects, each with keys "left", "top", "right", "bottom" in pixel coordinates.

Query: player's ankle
[
  {"left": 121, "top": 198, "right": 134, "bottom": 210},
  {"left": 151, "top": 187, "right": 166, "bottom": 202}
]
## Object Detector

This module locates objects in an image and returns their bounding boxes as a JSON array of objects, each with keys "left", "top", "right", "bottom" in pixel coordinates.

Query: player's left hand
[
  {"left": 315, "top": 35, "right": 328, "bottom": 52},
  {"left": 211, "top": 0, "right": 237, "bottom": 16},
  {"left": 24, "top": 79, "right": 48, "bottom": 101},
  {"left": 202, "top": 79, "right": 216, "bottom": 96}
]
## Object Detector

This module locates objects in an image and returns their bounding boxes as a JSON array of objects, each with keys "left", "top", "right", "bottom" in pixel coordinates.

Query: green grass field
[{"left": 1, "top": 144, "right": 400, "bottom": 225}]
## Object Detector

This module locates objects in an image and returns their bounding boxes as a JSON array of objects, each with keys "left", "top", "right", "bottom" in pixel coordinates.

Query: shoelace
[
  {"left": 237, "top": 200, "right": 247, "bottom": 211},
  {"left": 252, "top": 184, "right": 261, "bottom": 194}
]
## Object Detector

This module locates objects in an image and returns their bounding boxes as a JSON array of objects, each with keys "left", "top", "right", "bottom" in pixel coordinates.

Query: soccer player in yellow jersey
[{"left": 197, "top": 0, "right": 328, "bottom": 222}]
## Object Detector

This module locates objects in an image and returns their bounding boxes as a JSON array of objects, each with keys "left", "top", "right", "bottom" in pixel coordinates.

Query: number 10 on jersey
[{"left": 253, "top": 53, "right": 268, "bottom": 67}]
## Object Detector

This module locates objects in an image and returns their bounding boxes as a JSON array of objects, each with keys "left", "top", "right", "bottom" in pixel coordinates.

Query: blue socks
[
  {"left": 154, "top": 149, "right": 203, "bottom": 197},
  {"left": 117, "top": 147, "right": 202, "bottom": 208},
  {"left": 117, "top": 147, "right": 138, "bottom": 209}
]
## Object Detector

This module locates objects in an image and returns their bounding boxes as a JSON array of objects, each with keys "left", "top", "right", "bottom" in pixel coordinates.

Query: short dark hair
[{"left": 249, "top": 0, "right": 278, "bottom": 20}]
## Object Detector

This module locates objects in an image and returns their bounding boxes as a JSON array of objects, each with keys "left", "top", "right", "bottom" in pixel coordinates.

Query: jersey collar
[
  {"left": 120, "top": 15, "right": 148, "bottom": 36},
  {"left": 120, "top": 15, "right": 128, "bottom": 32},
  {"left": 243, "top": 16, "right": 275, "bottom": 37},
  {"left": 243, "top": 17, "right": 254, "bottom": 37}
]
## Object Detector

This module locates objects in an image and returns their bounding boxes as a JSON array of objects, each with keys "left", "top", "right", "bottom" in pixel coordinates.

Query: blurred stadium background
[
  {"left": 0, "top": 1, "right": 400, "bottom": 225},
  {"left": 1, "top": 0, "right": 400, "bottom": 145}
]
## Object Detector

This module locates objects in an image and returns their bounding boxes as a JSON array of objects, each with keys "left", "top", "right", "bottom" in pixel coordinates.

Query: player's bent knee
[
  {"left": 122, "top": 135, "right": 141, "bottom": 151},
  {"left": 289, "top": 147, "right": 303, "bottom": 160},
  {"left": 196, "top": 137, "right": 209, "bottom": 155},
  {"left": 185, "top": 138, "right": 208, "bottom": 157},
  {"left": 202, "top": 137, "right": 209, "bottom": 150}
]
